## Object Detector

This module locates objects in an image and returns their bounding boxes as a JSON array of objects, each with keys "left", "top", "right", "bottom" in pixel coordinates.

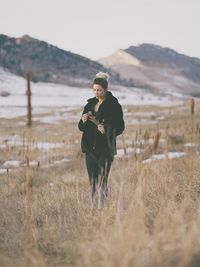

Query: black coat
[{"left": 78, "top": 91, "right": 125, "bottom": 156}]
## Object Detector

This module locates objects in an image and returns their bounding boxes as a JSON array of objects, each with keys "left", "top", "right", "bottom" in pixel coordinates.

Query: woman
[{"left": 78, "top": 72, "right": 125, "bottom": 207}]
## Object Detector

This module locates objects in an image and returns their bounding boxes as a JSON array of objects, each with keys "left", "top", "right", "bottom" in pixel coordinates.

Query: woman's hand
[
  {"left": 97, "top": 124, "right": 105, "bottom": 134},
  {"left": 82, "top": 113, "right": 89, "bottom": 123}
]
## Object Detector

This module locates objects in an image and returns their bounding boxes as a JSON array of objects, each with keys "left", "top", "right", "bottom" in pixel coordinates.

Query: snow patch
[
  {"left": 0, "top": 136, "right": 65, "bottom": 150},
  {"left": 142, "top": 152, "right": 186, "bottom": 164},
  {"left": 116, "top": 147, "right": 141, "bottom": 157},
  {"left": 184, "top": 143, "right": 196, "bottom": 147},
  {"left": 3, "top": 160, "right": 21, "bottom": 168},
  {"left": 0, "top": 169, "right": 7, "bottom": 174}
]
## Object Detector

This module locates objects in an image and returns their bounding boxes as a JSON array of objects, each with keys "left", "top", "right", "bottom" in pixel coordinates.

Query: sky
[{"left": 0, "top": 0, "right": 200, "bottom": 60}]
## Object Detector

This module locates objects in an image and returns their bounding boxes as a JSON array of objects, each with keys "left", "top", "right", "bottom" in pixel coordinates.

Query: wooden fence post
[{"left": 26, "top": 72, "right": 32, "bottom": 127}]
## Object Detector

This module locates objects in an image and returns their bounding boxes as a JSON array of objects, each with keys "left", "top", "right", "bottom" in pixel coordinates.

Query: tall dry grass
[
  {"left": 0, "top": 100, "right": 200, "bottom": 267},
  {"left": 1, "top": 152, "right": 200, "bottom": 267}
]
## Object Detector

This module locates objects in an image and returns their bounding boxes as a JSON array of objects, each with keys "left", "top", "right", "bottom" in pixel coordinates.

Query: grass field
[{"left": 0, "top": 99, "right": 200, "bottom": 267}]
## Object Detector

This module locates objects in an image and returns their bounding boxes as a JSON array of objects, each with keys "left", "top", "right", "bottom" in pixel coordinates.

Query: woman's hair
[{"left": 93, "top": 72, "right": 109, "bottom": 90}]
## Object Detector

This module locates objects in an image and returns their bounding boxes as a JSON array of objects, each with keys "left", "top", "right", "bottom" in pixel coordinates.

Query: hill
[
  {"left": 99, "top": 44, "right": 200, "bottom": 96},
  {"left": 0, "top": 34, "right": 133, "bottom": 87}
]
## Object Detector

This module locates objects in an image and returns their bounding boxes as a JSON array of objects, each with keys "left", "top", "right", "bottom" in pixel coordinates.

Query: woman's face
[{"left": 93, "top": 84, "right": 107, "bottom": 100}]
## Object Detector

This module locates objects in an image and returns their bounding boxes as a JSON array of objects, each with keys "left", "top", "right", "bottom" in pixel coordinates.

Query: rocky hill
[
  {"left": 0, "top": 34, "right": 133, "bottom": 88},
  {"left": 99, "top": 44, "right": 200, "bottom": 97},
  {"left": 126, "top": 44, "right": 200, "bottom": 84}
]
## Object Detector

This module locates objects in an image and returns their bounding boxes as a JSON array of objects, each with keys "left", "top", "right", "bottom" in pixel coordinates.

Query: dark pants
[{"left": 85, "top": 151, "right": 113, "bottom": 207}]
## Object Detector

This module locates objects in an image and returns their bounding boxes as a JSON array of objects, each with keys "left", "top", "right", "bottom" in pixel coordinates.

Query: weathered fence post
[{"left": 26, "top": 72, "right": 32, "bottom": 127}]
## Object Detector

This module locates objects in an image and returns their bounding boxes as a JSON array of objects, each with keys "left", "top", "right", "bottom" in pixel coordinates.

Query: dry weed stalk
[
  {"left": 153, "top": 131, "right": 161, "bottom": 154},
  {"left": 23, "top": 128, "right": 34, "bottom": 265},
  {"left": 24, "top": 73, "right": 34, "bottom": 263},
  {"left": 135, "top": 130, "right": 138, "bottom": 143},
  {"left": 22, "top": 130, "right": 46, "bottom": 267},
  {"left": 190, "top": 98, "right": 195, "bottom": 116},
  {"left": 122, "top": 134, "right": 127, "bottom": 155},
  {"left": 143, "top": 130, "right": 150, "bottom": 142},
  {"left": 190, "top": 98, "right": 195, "bottom": 135}
]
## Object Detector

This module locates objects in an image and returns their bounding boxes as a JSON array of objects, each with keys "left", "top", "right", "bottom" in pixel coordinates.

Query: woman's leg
[
  {"left": 85, "top": 153, "right": 99, "bottom": 203},
  {"left": 98, "top": 153, "right": 113, "bottom": 206}
]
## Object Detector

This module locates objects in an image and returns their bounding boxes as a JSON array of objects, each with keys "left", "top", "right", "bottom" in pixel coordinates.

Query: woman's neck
[{"left": 98, "top": 97, "right": 105, "bottom": 103}]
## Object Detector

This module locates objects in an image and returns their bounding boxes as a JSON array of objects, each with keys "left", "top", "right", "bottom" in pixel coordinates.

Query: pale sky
[{"left": 0, "top": 0, "right": 200, "bottom": 60}]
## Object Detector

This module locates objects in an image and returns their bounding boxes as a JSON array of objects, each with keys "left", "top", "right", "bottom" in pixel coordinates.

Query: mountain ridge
[
  {"left": 0, "top": 34, "right": 134, "bottom": 88},
  {"left": 98, "top": 44, "right": 200, "bottom": 96},
  {"left": 1, "top": 34, "right": 200, "bottom": 96},
  {"left": 126, "top": 44, "right": 200, "bottom": 85}
]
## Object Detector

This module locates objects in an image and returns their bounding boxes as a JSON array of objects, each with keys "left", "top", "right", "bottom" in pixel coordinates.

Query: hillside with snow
[{"left": 0, "top": 67, "right": 186, "bottom": 118}]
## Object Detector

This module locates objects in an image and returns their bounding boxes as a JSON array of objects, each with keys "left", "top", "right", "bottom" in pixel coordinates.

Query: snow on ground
[
  {"left": 0, "top": 67, "right": 185, "bottom": 119},
  {"left": 142, "top": 152, "right": 186, "bottom": 164},
  {"left": 116, "top": 147, "right": 141, "bottom": 157},
  {"left": 2, "top": 160, "right": 21, "bottom": 168},
  {"left": 124, "top": 110, "right": 168, "bottom": 125},
  {"left": 0, "top": 169, "right": 7, "bottom": 174},
  {"left": 184, "top": 143, "right": 196, "bottom": 147},
  {"left": 50, "top": 158, "right": 71, "bottom": 166},
  {"left": 0, "top": 139, "right": 65, "bottom": 150},
  {"left": 0, "top": 135, "right": 66, "bottom": 150},
  {"left": 0, "top": 158, "right": 71, "bottom": 173},
  {"left": 115, "top": 86, "right": 184, "bottom": 107}
]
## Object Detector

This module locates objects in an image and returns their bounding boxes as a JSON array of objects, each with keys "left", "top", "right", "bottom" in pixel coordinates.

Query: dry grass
[{"left": 0, "top": 100, "right": 200, "bottom": 267}]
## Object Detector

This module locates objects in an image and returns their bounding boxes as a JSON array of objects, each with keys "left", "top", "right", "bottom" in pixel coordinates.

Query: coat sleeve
[
  {"left": 108, "top": 103, "right": 125, "bottom": 136},
  {"left": 78, "top": 105, "right": 89, "bottom": 132},
  {"left": 115, "top": 103, "right": 125, "bottom": 135}
]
